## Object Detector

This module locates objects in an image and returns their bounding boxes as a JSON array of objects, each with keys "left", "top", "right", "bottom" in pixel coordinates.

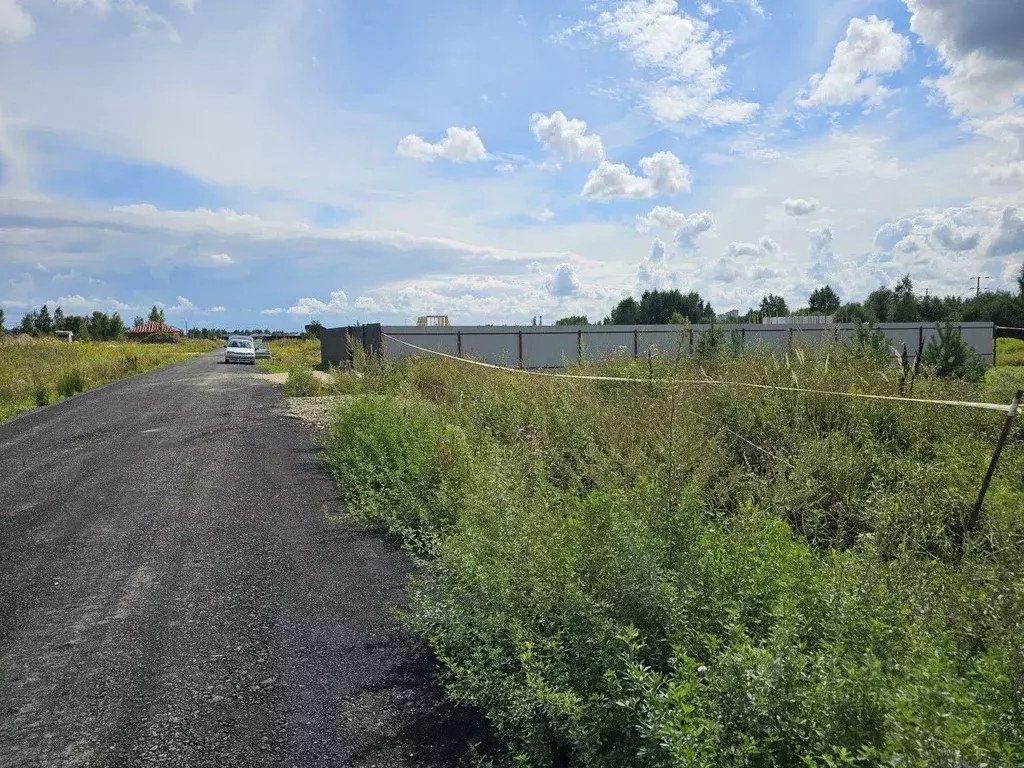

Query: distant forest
[{"left": 554, "top": 269, "right": 1024, "bottom": 328}]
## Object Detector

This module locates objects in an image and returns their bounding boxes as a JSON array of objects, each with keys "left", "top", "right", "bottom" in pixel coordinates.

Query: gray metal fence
[{"left": 321, "top": 322, "right": 995, "bottom": 369}]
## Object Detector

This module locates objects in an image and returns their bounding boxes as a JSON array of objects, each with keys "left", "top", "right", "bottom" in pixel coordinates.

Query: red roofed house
[{"left": 126, "top": 320, "right": 184, "bottom": 339}]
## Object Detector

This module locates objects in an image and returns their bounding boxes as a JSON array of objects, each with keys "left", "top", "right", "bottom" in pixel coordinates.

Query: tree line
[
  {"left": 557, "top": 268, "right": 1024, "bottom": 328},
  {"left": 1, "top": 303, "right": 128, "bottom": 340}
]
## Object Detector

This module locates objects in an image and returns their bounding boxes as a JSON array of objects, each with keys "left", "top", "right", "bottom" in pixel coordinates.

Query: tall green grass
[
  {"left": 997, "top": 337, "right": 1024, "bottom": 367},
  {"left": 257, "top": 338, "right": 321, "bottom": 373},
  {"left": 325, "top": 342, "right": 1024, "bottom": 767},
  {"left": 0, "top": 337, "right": 218, "bottom": 422}
]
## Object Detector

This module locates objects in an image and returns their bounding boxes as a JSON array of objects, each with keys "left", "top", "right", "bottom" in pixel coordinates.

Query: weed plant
[{"left": 325, "top": 338, "right": 1024, "bottom": 767}]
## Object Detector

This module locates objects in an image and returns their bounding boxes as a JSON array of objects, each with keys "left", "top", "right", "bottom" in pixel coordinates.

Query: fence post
[
  {"left": 518, "top": 330, "right": 524, "bottom": 369},
  {"left": 577, "top": 330, "right": 583, "bottom": 365},
  {"left": 633, "top": 328, "right": 639, "bottom": 359},
  {"left": 962, "top": 390, "right": 1023, "bottom": 555},
  {"left": 457, "top": 330, "right": 463, "bottom": 358},
  {"left": 689, "top": 328, "right": 694, "bottom": 353}
]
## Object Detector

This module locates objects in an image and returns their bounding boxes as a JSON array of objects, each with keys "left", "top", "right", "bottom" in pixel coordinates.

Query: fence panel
[{"left": 321, "top": 322, "right": 995, "bottom": 369}]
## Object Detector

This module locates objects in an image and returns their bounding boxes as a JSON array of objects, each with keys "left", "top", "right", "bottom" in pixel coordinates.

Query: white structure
[{"left": 763, "top": 315, "right": 835, "bottom": 326}]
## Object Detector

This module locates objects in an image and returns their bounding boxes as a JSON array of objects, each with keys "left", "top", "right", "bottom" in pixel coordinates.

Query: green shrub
[
  {"left": 922, "top": 322, "right": 988, "bottom": 381},
  {"left": 57, "top": 369, "right": 86, "bottom": 398},
  {"left": 851, "top": 320, "right": 892, "bottom": 363},
  {"left": 283, "top": 367, "right": 323, "bottom": 397},
  {"left": 34, "top": 384, "right": 50, "bottom": 407}
]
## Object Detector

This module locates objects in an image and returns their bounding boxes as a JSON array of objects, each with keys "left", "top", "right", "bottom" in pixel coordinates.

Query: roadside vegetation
[
  {"left": 0, "top": 337, "right": 219, "bottom": 422},
  {"left": 257, "top": 338, "right": 321, "bottom": 374},
  {"left": 997, "top": 337, "right": 1024, "bottom": 367},
  {"left": 321, "top": 337, "right": 1024, "bottom": 767}
]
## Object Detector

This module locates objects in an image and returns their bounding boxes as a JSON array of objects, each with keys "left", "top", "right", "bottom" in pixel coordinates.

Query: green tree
[
  {"left": 35, "top": 304, "right": 54, "bottom": 335},
  {"left": 555, "top": 316, "right": 589, "bottom": 326},
  {"left": 1018, "top": 262, "right": 1024, "bottom": 298},
  {"left": 19, "top": 311, "right": 37, "bottom": 335},
  {"left": 918, "top": 294, "right": 961, "bottom": 323},
  {"left": 892, "top": 274, "right": 921, "bottom": 322},
  {"left": 304, "top": 321, "right": 324, "bottom": 339},
  {"left": 89, "top": 311, "right": 110, "bottom": 340},
  {"left": 62, "top": 315, "right": 90, "bottom": 340},
  {"left": 922, "top": 321, "right": 987, "bottom": 381},
  {"left": 864, "top": 285, "right": 895, "bottom": 323},
  {"left": 961, "top": 290, "right": 1024, "bottom": 328},
  {"left": 808, "top": 285, "right": 841, "bottom": 314},
  {"left": 108, "top": 313, "right": 126, "bottom": 340},
  {"left": 53, "top": 306, "right": 65, "bottom": 330},
  {"left": 134, "top": 315, "right": 145, "bottom": 328},
  {"left": 760, "top": 293, "right": 788, "bottom": 318},
  {"left": 0, "top": 306, "right": 5, "bottom": 333},
  {"left": 148, "top": 306, "right": 165, "bottom": 324},
  {"left": 609, "top": 296, "right": 639, "bottom": 325}
]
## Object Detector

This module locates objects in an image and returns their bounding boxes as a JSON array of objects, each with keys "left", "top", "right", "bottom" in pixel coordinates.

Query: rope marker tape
[{"left": 381, "top": 335, "right": 1012, "bottom": 414}]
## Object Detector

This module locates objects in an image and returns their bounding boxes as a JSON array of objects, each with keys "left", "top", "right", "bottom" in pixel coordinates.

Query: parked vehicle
[
  {"left": 225, "top": 338, "right": 256, "bottom": 365},
  {"left": 254, "top": 344, "right": 271, "bottom": 359}
]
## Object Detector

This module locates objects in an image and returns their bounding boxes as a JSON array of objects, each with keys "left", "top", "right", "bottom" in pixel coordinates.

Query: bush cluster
[{"left": 325, "top": 343, "right": 1024, "bottom": 767}]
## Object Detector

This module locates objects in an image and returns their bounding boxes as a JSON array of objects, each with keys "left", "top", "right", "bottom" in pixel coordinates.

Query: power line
[{"left": 970, "top": 276, "right": 991, "bottom": 298}]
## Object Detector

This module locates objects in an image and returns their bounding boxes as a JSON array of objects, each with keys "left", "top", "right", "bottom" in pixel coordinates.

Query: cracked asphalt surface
[{"left": 0, "top": 351, "right": 483, "bottom": 767}]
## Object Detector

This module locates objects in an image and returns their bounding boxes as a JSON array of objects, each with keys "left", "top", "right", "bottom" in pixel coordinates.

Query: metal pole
[
  {"left": 963, "top": 390, "right": 1023, "bottom": 553},
  {"left": 517, "top": 330, "right": 523, "bottom": 369}
]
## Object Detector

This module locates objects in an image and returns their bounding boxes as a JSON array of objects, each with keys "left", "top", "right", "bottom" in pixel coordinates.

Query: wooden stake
[{"left": 963, "top": 389, "right": 1023, "bottom": 554}]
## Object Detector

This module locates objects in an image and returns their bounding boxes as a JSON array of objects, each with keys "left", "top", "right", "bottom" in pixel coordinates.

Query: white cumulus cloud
[
  {"left": 582, "top": 151, "right": 691, "bottom": 200},
  {"left": 798, "top": 16, "right": 910, "bottom": 109},
  {"left": 639, "top": 238, "right": 675, "bottom": 289},
  {"left": 548, "top": 263, "right": 581, "bottom": 296},
  {"left": 287, "top": 290, "right": 349, "bottom": 316},
  {"left": 783, "top": 198, "right": 819, "bottom": 216},
  {"left": 207, "top": 252, "right": 234, "bottom": 266},
  {"left": 905, "top": 0, "right": 1024, "bottom": 115},
  {"left": 561, "top": 0, "right": 759, "bottom": 126},
  {"left": 809, "top": 228, "right": 835, "bottom": 281},
  {"left": 0, "top": 0, "right": 33, "bottom": 42},
  {"left": 353, "top": 296, "right": 380, "bottom": 312},
  {"left": 397, "top": 126, "right": 488, "bottom": 163},
  {"left": 529, "top": 111, "right": 605, "bottom": 162}
]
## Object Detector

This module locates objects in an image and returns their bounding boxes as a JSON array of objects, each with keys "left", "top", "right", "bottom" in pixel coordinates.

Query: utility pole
[{"left": 970, "top": 276, "right": 990, "bottom": 298}]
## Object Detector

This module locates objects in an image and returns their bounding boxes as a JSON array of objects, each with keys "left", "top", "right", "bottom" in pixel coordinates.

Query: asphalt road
[{"left": 0, "top": 352, "right": 483, "bottom": 767}]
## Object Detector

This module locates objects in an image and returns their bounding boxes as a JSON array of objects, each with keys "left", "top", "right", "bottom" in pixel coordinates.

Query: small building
[
  {"left": 55, "top": 330, "right": 74, "bottom": 342},
  {"left": 126, "top": 321, "right": 184, "bottom": 339}
]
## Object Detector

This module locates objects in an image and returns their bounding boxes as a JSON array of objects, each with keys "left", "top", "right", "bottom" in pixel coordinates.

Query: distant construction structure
[{"left": 417, "top": 315, "right": 450, "bottom": 327}]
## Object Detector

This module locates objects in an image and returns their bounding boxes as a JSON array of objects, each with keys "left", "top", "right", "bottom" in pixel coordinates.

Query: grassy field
[
  {"left": 0, "top": 337, "right": 220, "bottom": 422},
  {"left": 322, "top": 342, "right": 1024, "bottom": 767},
  {"left": 256, "top": 338, "right": 321, "bottom": 374},
  {"left": 997, "top": 337, "right": 1024, "bottom": 367}
]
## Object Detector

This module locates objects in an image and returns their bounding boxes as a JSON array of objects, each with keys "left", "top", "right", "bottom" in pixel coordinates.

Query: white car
[{"left": 225, "top": 338, "right": 256, "bottom": 365}]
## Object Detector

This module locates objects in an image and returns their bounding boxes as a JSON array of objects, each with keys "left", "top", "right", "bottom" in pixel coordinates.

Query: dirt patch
[
  {"left": 260, "top": 371, "right": 334, "bottom": 386},
  {"left": 285, "top": 396, "right": 350, "bottom": 431}
]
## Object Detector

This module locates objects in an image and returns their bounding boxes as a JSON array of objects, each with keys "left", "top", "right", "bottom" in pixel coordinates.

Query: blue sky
[{"left": 0, "top": 0, "right": 1022, "bottom": 328}]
